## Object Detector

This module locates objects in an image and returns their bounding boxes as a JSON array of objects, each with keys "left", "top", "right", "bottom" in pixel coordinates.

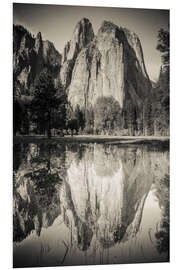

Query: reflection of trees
[
  {"left": 154, "top": 174, "right": 169, "bottom": 260},
  {"left": 13, "top": 143, "right": 29, "bottom": 172},
  {"left": 94, "top": 144, "right": 121, "bottom": 177},
  {"left": 13, "top": 143, "right": 66, "bottom": 242},
  {"left": 65, "top": 143, "right": 87, "bottom": 167}
]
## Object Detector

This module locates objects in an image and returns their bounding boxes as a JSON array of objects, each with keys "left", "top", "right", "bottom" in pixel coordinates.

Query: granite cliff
[
  {"left": 67, "top": 20, "right": 151, "bottom": 110},
  {"left": 60, "top": 18, "right": 94, "bottom": 89}
]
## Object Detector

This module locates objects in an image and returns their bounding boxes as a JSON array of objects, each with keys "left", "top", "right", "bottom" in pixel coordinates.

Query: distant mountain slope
[{"left": 13, "top": 24, "right": 62, "bottom": 97}]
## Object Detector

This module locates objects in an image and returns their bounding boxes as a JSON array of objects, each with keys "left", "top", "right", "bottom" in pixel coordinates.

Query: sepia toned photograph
[{"left": 13, "top": 3, "right": 169, "bottom": 268}]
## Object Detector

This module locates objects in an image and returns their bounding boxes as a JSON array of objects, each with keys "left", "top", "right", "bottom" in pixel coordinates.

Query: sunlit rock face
[
  {"left": 60, "top": 145, "right": 169, "bottom": 251},
  {"left": 60, "top": 18, "right": 94, "bottom": 89},
  {"left": 68, "top": 21, "right": 151, "bottom": 110}
]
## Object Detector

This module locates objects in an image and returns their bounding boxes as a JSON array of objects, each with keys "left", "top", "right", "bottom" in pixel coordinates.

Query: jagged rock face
[
  {"left": 43, "top": 40, "right": 61, "bottom": 69},
  {"left": 13, "top": 26, "right": 36, "bottom": 95},
  {"left": 68, "top": 21, "right": 151, "bottom": 110},
  {"left": 34, "top": 32, "right": 44, "bottom": 77},
  {"left": 13, "top": 25, "right": 61, "bottom": 96},
  {"left": 60, "top": 18, "right": 94, "bottom": 89}
]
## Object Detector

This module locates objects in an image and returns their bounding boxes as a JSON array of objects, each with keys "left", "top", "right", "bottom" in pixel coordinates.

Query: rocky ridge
[
  {"left": 13, "top": 25, "right": 62, "bottom": 96},
  {"left": 13, "top": 18, "right": 152, "bottom": 113},
  {"left": 60, "top": 18, "right": 94, "bottom": 89}
]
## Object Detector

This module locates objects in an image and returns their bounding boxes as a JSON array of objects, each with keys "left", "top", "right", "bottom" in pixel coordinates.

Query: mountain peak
[
  {"left": 68, "top": 19, "right": 151, "bottom": 110},
  {"left": 73, "top": 17, "right": 94, "bottom": 43},
  {"left": 78, "top": 17, "right": 91, "bottom": 24},
  {"left": 60, "top": 17, "right": 94, "bottom": 88},
  {"left": 36, "top": 32, "right": 42, "bottom": 41},
  {"left": 35, "top": 31, "right": 43, "bottom": 53},
  {"left": 100, "top": 20, "right": 118, "bottom": 32}
]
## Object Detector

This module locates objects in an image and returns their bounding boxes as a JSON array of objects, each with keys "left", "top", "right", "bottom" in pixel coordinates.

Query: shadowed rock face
[
  {"left": 68, "top": 21, "right": 151, "bottom": 110},
  {"left": 13, "top": 25, "right": 62, "bottom": 96}
]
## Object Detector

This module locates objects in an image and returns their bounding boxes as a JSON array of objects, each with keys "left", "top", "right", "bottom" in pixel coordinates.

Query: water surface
[{"left": 13, "top": 142, "right": 169, "bottom": 267}]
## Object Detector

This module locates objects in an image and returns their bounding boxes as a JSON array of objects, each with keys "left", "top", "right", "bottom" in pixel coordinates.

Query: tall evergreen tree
[
  {"left": 153, "top": 27, "right": 170, "bottom": 136},
  {"left": 157, "top": 28, "right": 169, "bottom": 65},
  {"left": 30, "top": 69, "right": 66, "bottom": 138},
  {"left": 74, "top": 104, "right": 85, "bottom": 131}
]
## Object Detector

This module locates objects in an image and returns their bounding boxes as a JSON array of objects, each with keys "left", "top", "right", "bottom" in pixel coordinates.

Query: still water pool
[{"left": 13, "top": 142, "right": 169, "bottom": 267}]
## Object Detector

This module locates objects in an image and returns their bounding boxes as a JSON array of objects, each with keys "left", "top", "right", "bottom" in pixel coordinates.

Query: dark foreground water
[{"left": 13, "top": 142, "right": 169, "bottom": 267}]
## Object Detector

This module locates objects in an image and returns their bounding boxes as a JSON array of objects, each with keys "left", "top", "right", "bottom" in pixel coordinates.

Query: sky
[{"left": 13, "top": 3, "right": 169, "bottom": 81}]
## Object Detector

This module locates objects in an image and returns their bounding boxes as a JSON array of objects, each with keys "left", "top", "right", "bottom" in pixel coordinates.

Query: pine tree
[
  {"left": 30, "top": 69, "right": 66, "bottom": 138},
  {"left": 74, "top": 104, "right": 85, "bottom": 132}
]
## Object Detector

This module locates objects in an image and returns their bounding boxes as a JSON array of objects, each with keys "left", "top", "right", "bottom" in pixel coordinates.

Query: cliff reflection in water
[{"left": 13, "top": 142, "right": 169, "bottom": 267}]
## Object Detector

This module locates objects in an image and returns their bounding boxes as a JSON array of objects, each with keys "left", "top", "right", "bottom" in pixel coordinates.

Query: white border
[{"left": 0, "top": 1, "right": 180, "bottom": 270}]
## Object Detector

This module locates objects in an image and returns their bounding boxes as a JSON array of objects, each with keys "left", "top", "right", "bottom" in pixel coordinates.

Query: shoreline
[{"left": 13, "top": 135, "right": 169, "bottom": 146}]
